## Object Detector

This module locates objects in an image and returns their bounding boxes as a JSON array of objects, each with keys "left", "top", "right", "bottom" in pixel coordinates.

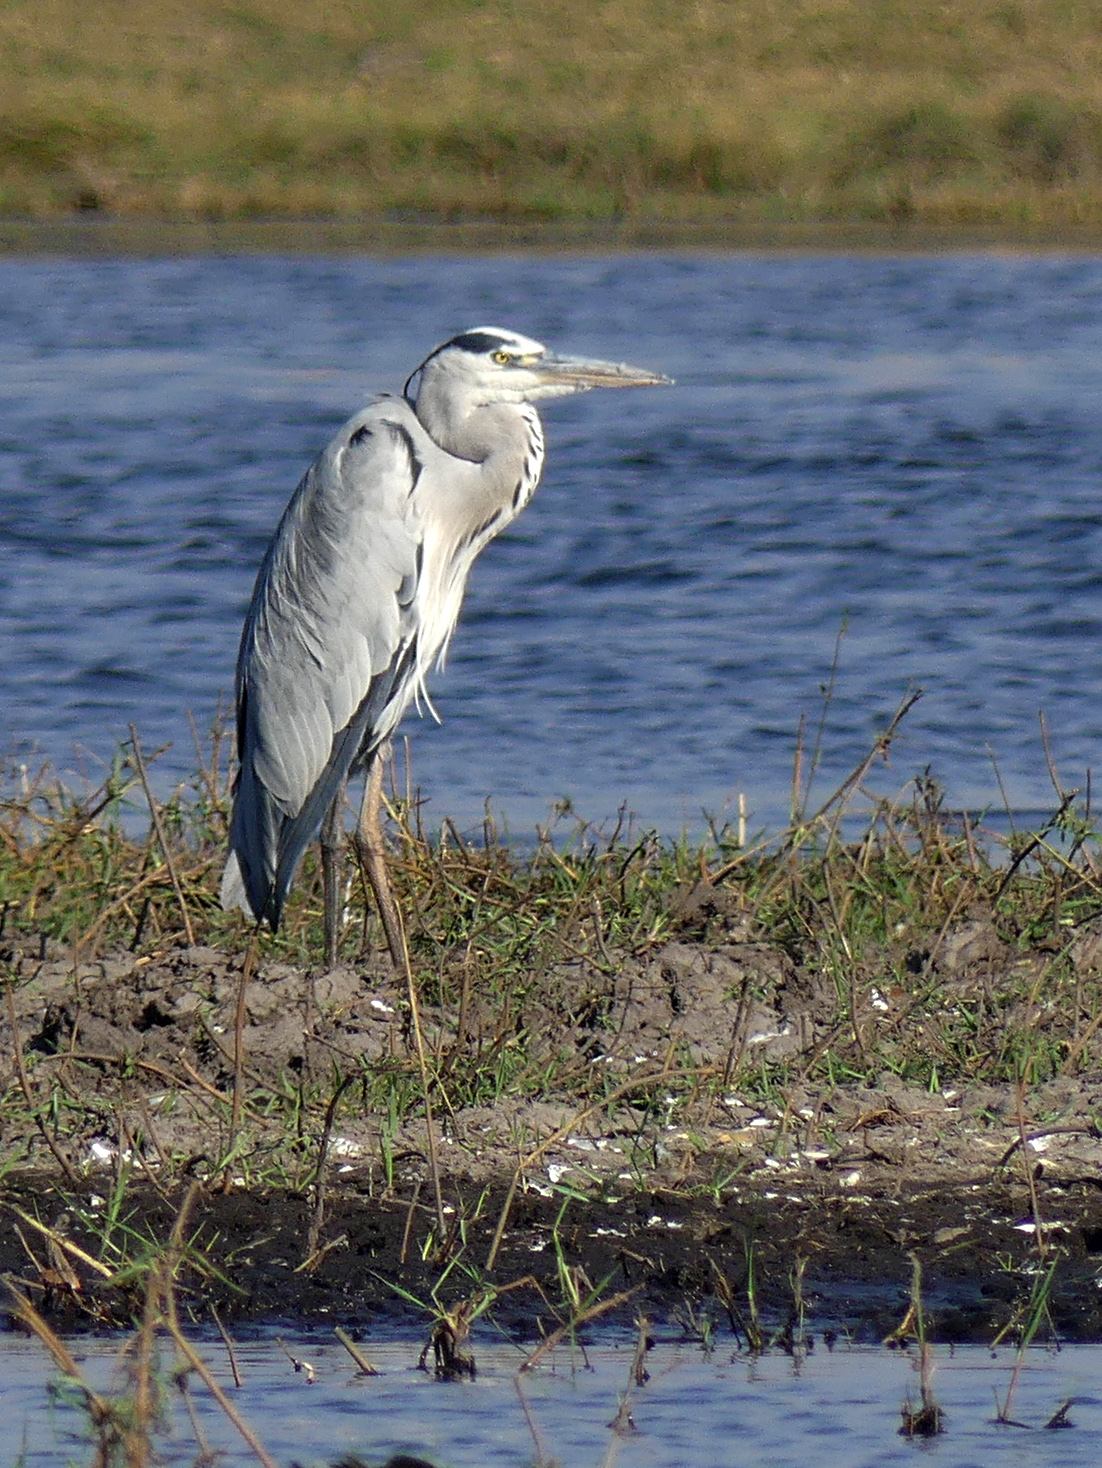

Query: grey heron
[{"left": 221, "top": 325, "right": 670, "bottom": 964}]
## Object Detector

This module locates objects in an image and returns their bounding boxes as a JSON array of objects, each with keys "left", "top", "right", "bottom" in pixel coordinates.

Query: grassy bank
[
  {"left": 4, "top": 727, "right": 1102, "bottom": 1348},
  {"left": 6, "top": 0, "right": 1102, "bottom": 226},
  {"left": 4, "top": 716, "right": 1102, "bottom": 1101}
]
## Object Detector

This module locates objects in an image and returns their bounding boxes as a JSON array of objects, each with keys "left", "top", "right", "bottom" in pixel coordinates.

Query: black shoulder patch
[{"left": 385, "top": 421, "right": 424, "bottom": 492}]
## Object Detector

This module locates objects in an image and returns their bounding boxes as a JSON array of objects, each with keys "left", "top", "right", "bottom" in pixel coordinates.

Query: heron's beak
[{"left": 532, "top": 353, "right": 673, "bottom": 392}]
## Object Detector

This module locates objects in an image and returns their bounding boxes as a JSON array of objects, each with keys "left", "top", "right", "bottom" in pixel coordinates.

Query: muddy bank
[
  {"left": 4, "top": 932, "right": 1102, "bottom": 1343},
  {"left": 7, "top": 1165, "right": 1102, "bottom": 1345}
]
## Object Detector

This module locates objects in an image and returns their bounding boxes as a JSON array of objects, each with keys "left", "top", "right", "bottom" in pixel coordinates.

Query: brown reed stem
[
  {"left": 211, "top": 1305, "right": 243, "bottom": 1388},
  {"left": 396, "top": 905, "right": 447, "bottom": 1240},
  {"left": 223, "top": 934, "right": 257, "bottom": 1192},
  {"left": 127, "top": 725, "right": 195, "bottom": 946},
  {"left": 6, "top": 982, "right": 80, "bottom": 1185},
  {"left": 303, "top": 1072, "right": 355, "bottom": 1263}
]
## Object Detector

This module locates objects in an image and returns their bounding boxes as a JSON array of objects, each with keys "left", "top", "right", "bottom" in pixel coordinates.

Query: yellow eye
[{"left": 492, "top": 350, "right": 512, "bottom": 365}]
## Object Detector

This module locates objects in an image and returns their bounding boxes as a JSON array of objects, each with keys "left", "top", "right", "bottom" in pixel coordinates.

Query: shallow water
[
  {"left": 7, "top": 1335, "right": 1102, "bottom": 1467},
  {"left": 4, "top": 254, "right": 1102, "bottom": 834}
]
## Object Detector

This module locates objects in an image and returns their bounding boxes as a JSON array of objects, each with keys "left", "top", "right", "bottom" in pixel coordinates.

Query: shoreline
[
  {"left": 5, "top": 215, "right": 1102, "bottom": 257},
  {"left": 4, "top": 935, "right": 1102, "bottom": 1344},
  {"left": 4, "top": 742, "right": 1102, "bottom": 1348}
]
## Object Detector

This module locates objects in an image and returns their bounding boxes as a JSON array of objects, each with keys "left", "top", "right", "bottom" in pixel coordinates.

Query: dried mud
[{"left": 4, "top": 932, "right": 1102, "bottom": 1343}]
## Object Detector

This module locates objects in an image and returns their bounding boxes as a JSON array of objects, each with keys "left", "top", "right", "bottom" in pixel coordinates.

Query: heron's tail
[
  {"left": 219, "top": 850, "right": 252, "bottom": 917},
  {"left": 221, "top": 715, "right": 375, "bottom": 932},
  {"left": 221, "top": 761, "right": 285, "bottom": 927},
  {"left": 222, "top": 640, "right": 420, "bottom": 930}
]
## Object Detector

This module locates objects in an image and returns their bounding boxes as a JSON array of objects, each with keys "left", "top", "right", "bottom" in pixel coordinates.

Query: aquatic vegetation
[{"left": 7, "top": 1250, "right": 1090, "bottom": 1468}]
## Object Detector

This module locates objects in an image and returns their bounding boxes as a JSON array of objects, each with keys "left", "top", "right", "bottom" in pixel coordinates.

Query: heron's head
[{"left": 405, "top": 326, "right": 671, "bottom": 409}]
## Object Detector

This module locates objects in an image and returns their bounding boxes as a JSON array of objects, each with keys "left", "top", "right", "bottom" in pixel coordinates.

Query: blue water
[
  {"left": 3, "top": 253, "right": 1102, "bottom": 836},
  {"left": 8, "top": 1336, "right": 1102, "bottom": 1468}
]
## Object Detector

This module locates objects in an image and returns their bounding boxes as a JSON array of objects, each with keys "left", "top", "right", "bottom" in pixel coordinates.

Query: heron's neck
[
  {"left": 417, "top": 398, "right": 525, "bottom": 465},
  {"left": 418, "top": 398, "right": 543, "bottom": 512}
]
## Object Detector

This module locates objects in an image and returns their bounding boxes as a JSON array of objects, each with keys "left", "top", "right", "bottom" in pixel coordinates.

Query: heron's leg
[
  {"left": 320, "top": 786, "right": 345, "bottom": 970},
  {"left": 353, "top": 748, "right": 405, "bottom": 968}
]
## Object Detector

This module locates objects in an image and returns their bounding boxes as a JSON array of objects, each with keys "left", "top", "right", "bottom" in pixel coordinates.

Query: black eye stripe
[{"left": 446, "top": 331, "right": 514, "bottom": 355}]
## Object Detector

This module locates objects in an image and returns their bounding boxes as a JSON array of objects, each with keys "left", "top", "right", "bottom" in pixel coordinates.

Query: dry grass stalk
[
  {"left": 6, "top": 983, "right": 80, "bottom": 1185},
  {"left": 334, "top": 1325, "right": 381, "bottom": 1376},
  {"left": 519, "top": 1287, "right": 641, "bottom": 1373},
  {"left": 127, "top": 725, "right": 194, "bottom": 947},
  {"left": 168, "top": 1326, "right": 282, "bottom": 1465},
  {"left": 223, "top": 933, "right": 258, "bottom": 1194},
  {"left": 894, "top": 1255, "right": 945, "bottom": 1438},
  {"left": 2, "top": 1181, "right": 284, "bottom": 1468},
  {"left": 5, "top": 1202, "right": 115, "bottom": 1280},
  {"left": 303, "top": 1072, "right": 357, "bottom": 1263},
  {"left": 3, "top": 1275, "right": 141, "bottom": 1465},
  {"left": 396, "top": 903, "right": 448, "bottom": 1240},
  {"left": 211, "top": 1303, "right": 243, "bottom": 1389},
  {"left": 604, "top": 1313, "right": 652, "bottom": 1446}
]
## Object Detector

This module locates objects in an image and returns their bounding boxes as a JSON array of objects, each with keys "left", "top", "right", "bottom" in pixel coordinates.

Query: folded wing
[{"left": 222, "top": 404, "right": 425, "bottom": 928}]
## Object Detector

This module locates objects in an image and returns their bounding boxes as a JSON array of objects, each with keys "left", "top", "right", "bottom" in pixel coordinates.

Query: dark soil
[{"left": 5, "top": 934, "right": 1102, "bottom": 1345}]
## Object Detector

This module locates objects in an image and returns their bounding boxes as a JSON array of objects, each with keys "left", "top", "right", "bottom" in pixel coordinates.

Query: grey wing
[{"left": 222, "top": 408, "right": 424, "bottom": 927}]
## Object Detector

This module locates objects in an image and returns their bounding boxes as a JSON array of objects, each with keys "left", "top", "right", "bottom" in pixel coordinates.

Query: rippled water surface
[
  {"left": 7, "top": 1337, "right": 1102, "bottom": 1467},
  {"left": 4, "top": 254, "right": 1102, "bottom": 833}
]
